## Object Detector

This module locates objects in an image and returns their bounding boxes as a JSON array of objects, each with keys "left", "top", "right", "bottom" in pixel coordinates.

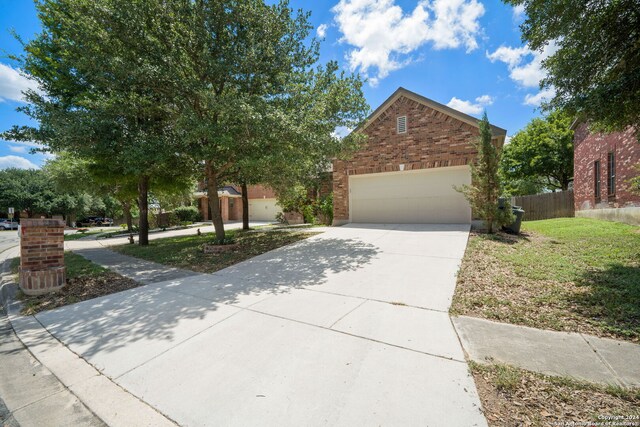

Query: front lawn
[
  {"left": 14, "top": 252, "right": 139, "bottom": 314},
  {"left": 451, "top": 218, "right": 640, "bottom": 342},
  {"left": 471, "top": 362, "right": 640, "bottom": 426},
  {"left": 113, "top": 229, "right": 318, "bottom": 274}
]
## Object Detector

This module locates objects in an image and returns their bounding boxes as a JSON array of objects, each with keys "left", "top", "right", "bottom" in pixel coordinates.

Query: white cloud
[
  {"left": 504, "top": 135, "right": 512, "bottom": 145},
  {"left": 317, "top": 24, "right": 328, "bottom": 38},
  {"left": 332, "top": 0, "right": 485, "bottom": 85},
  {"left": 523, "top": 87, "right": 555, "bottom": 107},
  {"left": 0, "top": 155, "right": 39, "bottom": 170},
  {"left": 9, "top": 145, "right": 27, "bottom": 153},
  {"left": 487, "top": 41, "right": 558, "bottom": 105},
  {"left": 446, "top": 94, "right": 493, "bottom": 115},
  {"left": 512, "top": 4, "right": 525, "bottom": 21},
  {"left": 0, "top": 63, "right": 39, "bottom": 103},
  {"left": 332, "top": 126, "right": 353, "bottom": 139}
]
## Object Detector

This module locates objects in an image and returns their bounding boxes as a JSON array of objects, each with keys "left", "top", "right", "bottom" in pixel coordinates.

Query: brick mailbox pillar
[{"left": 19, "top": 219, "right": 66, "bottom": 295}]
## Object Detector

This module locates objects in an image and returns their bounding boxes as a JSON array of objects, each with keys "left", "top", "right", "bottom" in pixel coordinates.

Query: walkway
[{"left": 453, "top": 315, "right": 640, "bottom": 388}]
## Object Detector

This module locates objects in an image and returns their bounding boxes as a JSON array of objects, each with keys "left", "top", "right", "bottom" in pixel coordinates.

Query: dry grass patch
[
  {"left": 451, "top": 218, "right": 640, "bottom": 342},
  {"left": 471, "top": 362, "right": 640, "bottom": 426}
]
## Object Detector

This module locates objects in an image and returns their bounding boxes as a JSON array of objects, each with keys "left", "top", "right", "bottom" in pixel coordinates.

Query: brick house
[
  {"left": 195, "top": 184, "right": 282, "bottom": 223},
  {"left": 333, "top": 87, "right": 507, "bottom": 225},
  {"left": 572, "top": 123, "right": 640, "bottom": 225}
]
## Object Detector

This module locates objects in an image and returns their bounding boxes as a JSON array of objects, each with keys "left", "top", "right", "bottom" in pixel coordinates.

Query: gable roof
[{"left": 361, "top": 87, "right": 507, "bottom": 138}]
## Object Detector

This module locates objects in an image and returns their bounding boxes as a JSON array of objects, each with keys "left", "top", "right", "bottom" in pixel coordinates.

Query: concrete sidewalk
[
  {"left": 74, "top": 248, "right": 198, "bottom": 284},
  {"left": 0, "top": 304, "right": 105, "bottom": 427},
  {"left": 453, "top": 315, "right": 640, "bottom": 388}
]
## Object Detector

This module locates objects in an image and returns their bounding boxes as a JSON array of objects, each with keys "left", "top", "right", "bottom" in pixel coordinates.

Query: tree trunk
[
  {"left": 241, "top": 182, "right": 249, "bottom": 230},
  {"left": 205, "top": 161, "right": 225, "bottom": 240},
  {"left": 122, "top": 201, "right": 133, "bottom": 232},
  {"left": 138, "top": 175, "right": 150, "bottom": 246}
]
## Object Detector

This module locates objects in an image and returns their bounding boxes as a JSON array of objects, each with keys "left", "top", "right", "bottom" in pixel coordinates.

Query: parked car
[
  {"left": 76, "top": 217, "right": 114, "bottom": 227},
  {"left": 0, "top": 219, "right": 19, "bottom": 230}
]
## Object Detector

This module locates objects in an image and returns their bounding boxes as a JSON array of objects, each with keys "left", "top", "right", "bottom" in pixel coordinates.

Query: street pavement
[{"left": 34, "top": 223, "right": 486, "bottom": 426}]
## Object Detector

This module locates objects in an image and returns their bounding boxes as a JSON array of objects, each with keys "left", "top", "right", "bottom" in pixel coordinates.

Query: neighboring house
[
  {"left": 572, "top": 123, "right": 640, "bottom": 225},
  {"left": 332, "top": 87, "right": 507, "bottom": 225},
  {"left": 194, "top": 184, "right": 283, "bottom": 223}
]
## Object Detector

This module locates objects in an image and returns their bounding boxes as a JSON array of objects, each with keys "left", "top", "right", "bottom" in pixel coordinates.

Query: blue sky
[{"left": 0, "top": 0, "right": 551, "bottom": 169}]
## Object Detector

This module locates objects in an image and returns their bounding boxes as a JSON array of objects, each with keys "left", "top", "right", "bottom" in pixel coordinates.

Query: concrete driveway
[{"left": 35, "top": 224, "right": 486, "bottom": 426}]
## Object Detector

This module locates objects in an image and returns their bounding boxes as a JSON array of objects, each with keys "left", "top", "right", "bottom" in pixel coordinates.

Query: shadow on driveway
[{"left": 34, "top": 237, "right": 379, "bottom": 366}]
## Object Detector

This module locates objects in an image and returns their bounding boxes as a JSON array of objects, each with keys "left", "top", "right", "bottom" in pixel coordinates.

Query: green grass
[
  {"left": 64, "top": 230, "right": 103, "bottom": 241},
  {"left": 63, "top": 251, "right": 108, "bottom": 278},
  {"left": 114, "top": 229, "right": 317, "bottom": 274},
  {"left": 452, "top": 218, "right": 640, "bottom": 342},
  {"left": 11, "top": 251, "right": 106, "bottom": 279},
  {"left": 504, "top": 218, "right": 638, "bottom": 283}
]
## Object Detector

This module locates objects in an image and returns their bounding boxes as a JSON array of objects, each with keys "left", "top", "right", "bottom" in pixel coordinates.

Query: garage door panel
[
  {"left": 349, "top": 167, "right": 471, "bottom": 224},
  {"left": 248, "top": 198, "right": 282, "bottom": 221}
]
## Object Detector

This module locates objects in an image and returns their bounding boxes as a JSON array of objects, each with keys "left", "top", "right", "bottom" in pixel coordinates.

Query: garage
[
  {"left": 248, "top": 198, "right": 282, "bottom": 221},
  {"left": 349, "top": 166, "right": 472, "bottom": 224}
]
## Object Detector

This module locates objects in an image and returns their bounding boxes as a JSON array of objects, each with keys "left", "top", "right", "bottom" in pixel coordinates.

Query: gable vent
[{"left": 397, "top": 116, "right": 407, "bottom": 134}]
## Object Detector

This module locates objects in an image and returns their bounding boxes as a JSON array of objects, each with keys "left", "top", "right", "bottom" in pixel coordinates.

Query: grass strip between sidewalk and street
[
  {"left": 451, "top": 217, "right": 640, "bottom": 342},
  {"left": 12, "top": 252, "right": 139, "bottom": 315},
  {"left": 113, "top": 228, "right": 318, "bottom": 274},
  {"left": 470, "top": 361, "right": 640, "bottom": 426}
]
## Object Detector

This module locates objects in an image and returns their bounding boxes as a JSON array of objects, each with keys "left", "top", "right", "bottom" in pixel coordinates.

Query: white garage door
[
  {"left": 349, "top": 166, "right": 471, "bottom": 223},
  {"left": 248, "top": 198, "right": 282, "bottom": 221}
]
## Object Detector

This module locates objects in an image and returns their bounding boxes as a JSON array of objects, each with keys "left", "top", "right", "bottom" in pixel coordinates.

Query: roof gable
[{"left": 362, "top": 87, "right": 507, "bottom": 138}]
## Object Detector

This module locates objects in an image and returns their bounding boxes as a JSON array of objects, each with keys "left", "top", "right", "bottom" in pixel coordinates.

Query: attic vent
[{"left": 397, "top": 116, "right": 407, "bottom": 134}]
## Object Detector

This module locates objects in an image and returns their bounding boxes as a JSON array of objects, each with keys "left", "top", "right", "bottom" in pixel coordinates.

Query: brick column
[{"left": 19, "top": 219, "right": 66, "bottom": 296}]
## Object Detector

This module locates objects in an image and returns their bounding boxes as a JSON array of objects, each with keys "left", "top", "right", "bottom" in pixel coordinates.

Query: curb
[{"left": 0, "top": 247, "right": 179, "bottom": 427}]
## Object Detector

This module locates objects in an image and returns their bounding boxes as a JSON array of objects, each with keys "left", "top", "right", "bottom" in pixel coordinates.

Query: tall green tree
[
  {"left": 0, "top": 168, "right": 81, "bottom": 219},
  {"left": 500, "top": 110, "right": 574, "bottom": 194},
  {"left": 44, "top": 153, "right": 138, "bottom": 228},
  {"left": 176, "top": 1, "right": 368, "bottom": 240},
  {"left": 506, "top": 0, "right": 640, "bottom": 134},
  {"left": 4, "top": 0, "right": 193, "bottom": 245},
  {"left": 457, "top": 113, "right": 512, "bottom": 234}
]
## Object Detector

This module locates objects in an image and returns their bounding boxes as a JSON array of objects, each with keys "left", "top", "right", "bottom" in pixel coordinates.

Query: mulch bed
[
  {"left": 19, "top": 272, "right": 140, "bottom": 315},
  {"left": 471, "top": 363, "right": 640, "bottom": 427}
]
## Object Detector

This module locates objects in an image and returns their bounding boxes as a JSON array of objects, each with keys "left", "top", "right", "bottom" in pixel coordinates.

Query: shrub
[
  {"left": 301, "top": 204, "right": 315, "bottom": 224},
  {"left": 316, "top": 192, "right": 333, "bottom": 225},
  {"left": 174, "top": 205, "right": 201, "bottom": 223}
]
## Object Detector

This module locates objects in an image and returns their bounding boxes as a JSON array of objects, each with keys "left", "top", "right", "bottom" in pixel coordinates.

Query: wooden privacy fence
[{"left": 510, "top": 190, "right": 575, "bottom": 221}]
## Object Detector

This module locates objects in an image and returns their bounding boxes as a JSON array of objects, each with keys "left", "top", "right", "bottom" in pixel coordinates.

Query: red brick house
[
  {"left": 333, "top": 87, "right": 507, "bottom": 225},
  {"left": 195, "top": 184, "right": 282, "bottom": 223},
  {"left": 572, "top": 123, "right": 640, "bottom": 225}
]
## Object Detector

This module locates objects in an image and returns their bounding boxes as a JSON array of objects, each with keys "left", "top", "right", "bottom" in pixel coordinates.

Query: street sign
[{"left": 8, "top": 207, "right": 14, "bottom": 219}]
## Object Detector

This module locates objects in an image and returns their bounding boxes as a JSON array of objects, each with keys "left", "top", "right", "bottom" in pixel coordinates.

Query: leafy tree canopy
[
  {"left": 500, "top": 110, "right": 574, "bottom": 195},
  {"left": 507, "top": 0, "right": 640, "bottom": 134}
]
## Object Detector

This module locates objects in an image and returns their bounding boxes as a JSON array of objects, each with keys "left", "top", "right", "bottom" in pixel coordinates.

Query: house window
[
  {"left": 594, "top": 160, "right": 601, "bottom": 201},
  {"left": 607, "top": 152, "right": 616, "bottom": 196},
  {"left": 397, "top": 116, "right": 407, "bottom": 134}
]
